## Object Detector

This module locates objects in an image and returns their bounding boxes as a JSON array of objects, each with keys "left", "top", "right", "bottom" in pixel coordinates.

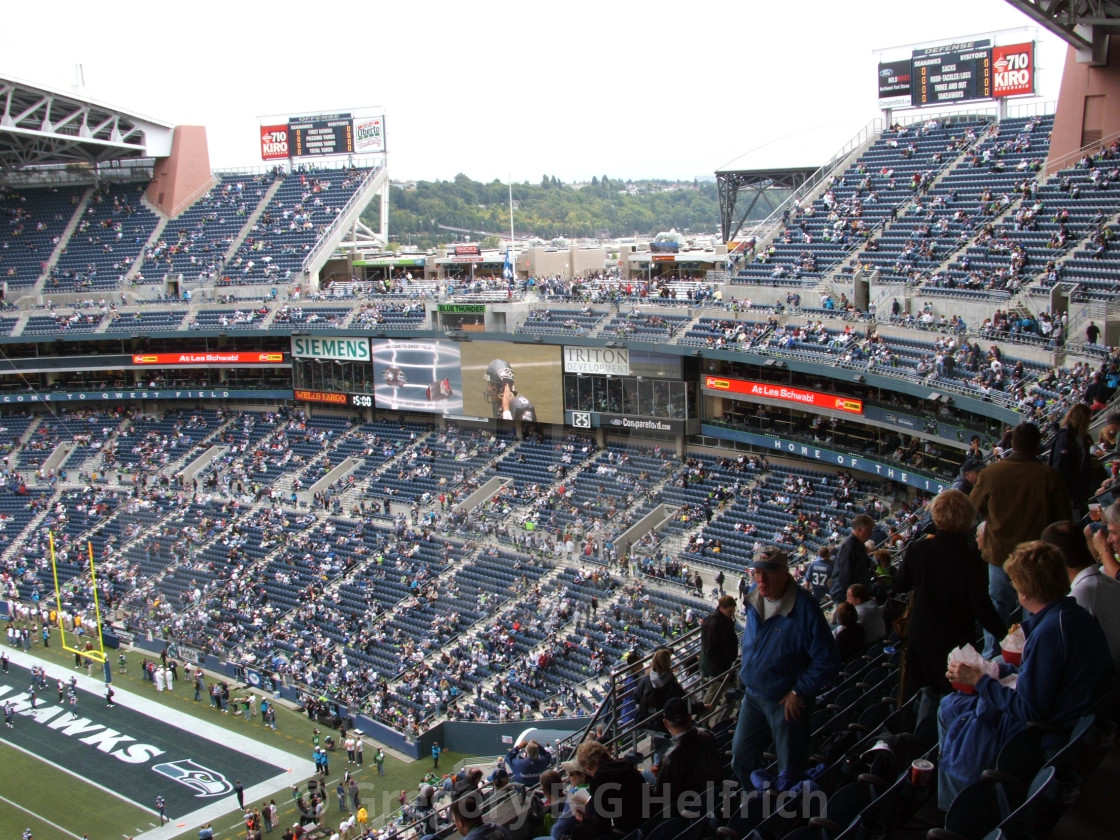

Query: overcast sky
[{"left": 1, "top": 1, "right": 1067, "bottom": 183}]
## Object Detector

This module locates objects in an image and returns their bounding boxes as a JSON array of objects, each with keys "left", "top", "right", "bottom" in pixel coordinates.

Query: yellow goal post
[{"left": 49, "top": 532, "right": 107, "bottom": 664}]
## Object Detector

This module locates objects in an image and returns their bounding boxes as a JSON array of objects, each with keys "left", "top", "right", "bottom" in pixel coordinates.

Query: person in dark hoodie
[
  {"left": 634, "top": 648, "right": 685, "bottom": 729},
  {"left": 652, "top": 697, "right": 724, "bottom": 816},
  {"left": 571, "top": 740, "right": 647, "bottom": 840}
]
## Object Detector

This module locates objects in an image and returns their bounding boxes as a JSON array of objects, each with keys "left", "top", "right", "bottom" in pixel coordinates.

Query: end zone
[{"left": 0, "top": 648, "right": 315, "bottom": 839}]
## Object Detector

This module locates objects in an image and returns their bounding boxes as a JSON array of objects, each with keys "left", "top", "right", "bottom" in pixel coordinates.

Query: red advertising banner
[
  {"left": 260, "top": 124, "right": 290, "bottom": 160},
  {"left": 294, "top": 389, "right": 348, "bottom": 405},
  {"left": 704, "top": 376, "right": 863, "bottom": 414},
  {"left": 132, "top": 352, "right": 285, "bottom": 366},
  {"left": 992, "top": 42, "right": 1034, "bottom": 98}
]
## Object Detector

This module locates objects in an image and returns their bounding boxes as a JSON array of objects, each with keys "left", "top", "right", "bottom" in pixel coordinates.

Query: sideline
[{"left": 0, "top": 791, "right": 84, "bottom": 840}]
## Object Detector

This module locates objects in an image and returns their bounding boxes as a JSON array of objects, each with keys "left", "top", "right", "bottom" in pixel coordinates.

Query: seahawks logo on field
[{"left": 152, "top": 759, "right": 234, "bottom": 796}]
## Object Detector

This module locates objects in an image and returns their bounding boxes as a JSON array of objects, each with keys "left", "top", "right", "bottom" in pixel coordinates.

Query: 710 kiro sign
[
  {"left": 992, "top": 43, "right": 1034, "bottom": 98},
  {"left": 260, "top": 125, "right": 289, "bottom": 160}
]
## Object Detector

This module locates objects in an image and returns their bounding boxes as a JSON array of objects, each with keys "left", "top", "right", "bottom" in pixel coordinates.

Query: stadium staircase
[
  {"left": 301, "top": 167, "right": 389, "bottom": 283},
  {"left": 31, "top": 186, "right": 93, "bottom": 296},
  {"left": 815, "top": 121, "right": 1000, "bottom": 304},
  {"left": 454, "top": 570, "right": 608, "bottom": 716},
  {"left": 1066, "top": 294, "right": 1120, "bottom": 357},
  {"left": 219, "top": 176, "right": 286, "bottom": 267},
  {"left": 322, "top": 428, "right": 440, "bottom": 514},
  {"left": 1037, "top": 207, "right": 1120, "bottom": 342},
  {"left": 0, "top": 503, "right": 53, "bottom": 565},
  {"left": 122, "top": 196, "right": 170, "bottom": 284},
  {"left": 267, "top": 421, "right": 400, "bottom": 507},
  {"left": 741, "top": 119, "right": 887, "bottom": 263}
]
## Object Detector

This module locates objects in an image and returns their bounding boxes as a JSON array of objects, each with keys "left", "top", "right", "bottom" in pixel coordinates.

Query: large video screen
[
  {"left": 460, "top": 342, "right": 563, "bottom": 424},
  {"left": 372, "top": 340, "right": 464, "bottom": 415}
]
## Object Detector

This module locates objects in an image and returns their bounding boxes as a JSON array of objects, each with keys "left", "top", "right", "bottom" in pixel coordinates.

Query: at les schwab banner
[
  {"left": 704, "top": 375, "right": 863, "bottom": 415},
  {"left": 132, "top": 352, "right": 284, "bottom": 366}
]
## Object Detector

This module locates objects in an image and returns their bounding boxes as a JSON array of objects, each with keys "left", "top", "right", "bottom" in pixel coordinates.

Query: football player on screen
[
  {"left": 483, "top": 359, "right": 535, "bottom": 421},
  {"left": 382, "top": 366, "right": 407, "bottom": 387}
]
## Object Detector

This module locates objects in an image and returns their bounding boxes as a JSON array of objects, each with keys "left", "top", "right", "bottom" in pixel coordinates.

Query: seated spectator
[
  {"left": 1095, "top": 412, "right": 1120, "bottom": 455},
  {"left": 572, "top": 740, "right": 648, "bottom": 840},
  {"left": 846, "top": 583, "right": 886, "bottom": 642},
  {"left": 551, "top": 758, "right": 590, "bottom": 840},
  {"left": 833, "top": 602, "right": 865, "bottom": 660},
  {"left": 536, "top": 769, "right": 566, "bottom": 837},
  {"left": 447, "top": 780, "right": 513, "bottom": 840},
  {"left": 939, "top": 541, "right": 1113, "bottom": 810},
  {"left": 652, "top": 697, "right": 724, "bottom": 816}
]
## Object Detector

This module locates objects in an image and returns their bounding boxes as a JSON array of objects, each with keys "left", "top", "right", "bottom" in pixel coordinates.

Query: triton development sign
[
  {"left": 704, "top": 376, "right": 863, "bottom": 415},
  {"left": 563, "top": 346, "right": 631, "bottom": 376}
]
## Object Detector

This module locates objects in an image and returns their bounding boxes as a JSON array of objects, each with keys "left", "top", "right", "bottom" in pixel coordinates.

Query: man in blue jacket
[
  {"left": 506, "top": 739, "right": 552, "bottom": 788},
  {"left": 732, "top": 546, "right": 841, "bottom": 790}
]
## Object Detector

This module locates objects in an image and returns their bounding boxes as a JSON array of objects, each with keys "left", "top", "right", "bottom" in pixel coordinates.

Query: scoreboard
[
  {"left": 876, "top": 38, "right": 1034, "bottom": 109},
  {"left": 260, "top": 112, "right": 386, "bottom": 160},
  {"left": 911, "top": 41, "right": 991, "bottom": 106},
  {"left": 289, "top": 114, "right": 354, "bottom": 158}
]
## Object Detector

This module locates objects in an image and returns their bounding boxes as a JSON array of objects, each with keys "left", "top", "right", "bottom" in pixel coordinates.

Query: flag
[{"left": 502, "top": 248, "right": 514, "bottom": 282}]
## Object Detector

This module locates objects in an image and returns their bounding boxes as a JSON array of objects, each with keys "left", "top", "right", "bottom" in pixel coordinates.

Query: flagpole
[{"left": 509, "top": 176, "right": 515, "bottom": 281}]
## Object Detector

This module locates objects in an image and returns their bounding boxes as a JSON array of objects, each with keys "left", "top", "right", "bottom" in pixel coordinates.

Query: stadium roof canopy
[
  {"left": 715, "top": 166, "right": 818, "bottom": 244},
  {"left": 1003, "top": 0, "right": 1120, "bottom": 58},
  {"left": 0, "top": 75, "right": 175, "bottom": 172}
]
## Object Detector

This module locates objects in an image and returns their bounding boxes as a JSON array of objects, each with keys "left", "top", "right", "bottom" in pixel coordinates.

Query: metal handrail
[
  {"left": 301, "top": 165, "right": 384, "bottom": 273},
  {"left": 733, "top": 118, "right": 885, "bottom": 251},
  {"left": 559, "top": 623, "right": 706, "bottom": 755},
  {"left": 738, "top": 115, "right": 996, "bottom": 297},
  {"left": 1044, "top": 125, "right": 1120, "bottom": 175}
]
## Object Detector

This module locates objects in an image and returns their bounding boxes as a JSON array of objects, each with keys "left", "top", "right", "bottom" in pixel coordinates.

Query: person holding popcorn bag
[{"left": 936, "top": 541, "right": 1113, "bottom": 811}]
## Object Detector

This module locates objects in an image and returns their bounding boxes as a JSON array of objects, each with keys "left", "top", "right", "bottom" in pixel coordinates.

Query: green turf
[
  {"left": 0, "top": 742, "right": 154, "bottom": 839},
  {"left": 1, "top": 633, "right": 466, "bottom": 840}
]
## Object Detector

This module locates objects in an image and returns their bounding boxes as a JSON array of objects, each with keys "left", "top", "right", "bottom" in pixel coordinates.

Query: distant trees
[{"left": 366, "top": 174, "right": 728, "bottom": 249}]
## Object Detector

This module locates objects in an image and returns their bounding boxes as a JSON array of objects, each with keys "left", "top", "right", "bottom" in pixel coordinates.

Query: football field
[{"left": 0, "top": 648, "right": 315, "bottom": 840}]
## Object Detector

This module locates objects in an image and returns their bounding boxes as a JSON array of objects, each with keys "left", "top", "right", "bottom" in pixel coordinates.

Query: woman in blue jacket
[{"left": 939, "top": 540, "right": 1114, "bottom": 810}]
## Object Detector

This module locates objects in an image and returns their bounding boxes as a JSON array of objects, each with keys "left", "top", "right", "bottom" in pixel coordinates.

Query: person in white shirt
[
  {"left": 846, "top": 584, "right": 886, "bottom": 642},
  {"left": 1042, "top": 520, "right": 1120, "bottom": 668}
]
